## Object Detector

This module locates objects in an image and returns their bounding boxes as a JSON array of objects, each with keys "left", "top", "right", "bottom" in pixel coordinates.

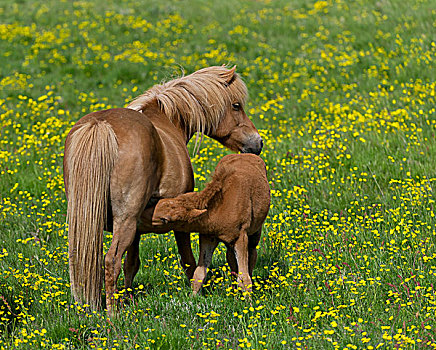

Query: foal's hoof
[
  {"left": 191, "top": 284, "right": 202, "bottom": 297},
  {"left": 106, "top": 306, "right": 115, "bottom": 318}
]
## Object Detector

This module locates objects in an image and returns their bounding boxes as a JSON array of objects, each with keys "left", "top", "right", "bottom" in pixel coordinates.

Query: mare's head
[
  {"left": 206, "top": 66, "right": 263, "bottom": 155},
  {"left": 127, "top": 66, "right": 263, "bottom": 155},
  {"left": 152, "top": 196, "right": 206, "bottom": 226}
]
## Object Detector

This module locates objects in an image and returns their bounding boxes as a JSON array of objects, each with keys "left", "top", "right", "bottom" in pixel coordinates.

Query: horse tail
[{"left": 65, "top": 119, "right": 118, "bottom": 310}]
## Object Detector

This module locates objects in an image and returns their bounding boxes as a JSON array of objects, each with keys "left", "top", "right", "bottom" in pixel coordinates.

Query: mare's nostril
[
  {"left": 242, "top": 134, "right": 263, "bottom": 155},
  {"left": 245, "top": 145, "right": 262, "bottom": 155}
]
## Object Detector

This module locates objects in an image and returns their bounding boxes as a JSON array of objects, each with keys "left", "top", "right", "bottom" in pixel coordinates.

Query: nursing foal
[{"left": 152, "top": 154, "right": 270, "bottom": 294}]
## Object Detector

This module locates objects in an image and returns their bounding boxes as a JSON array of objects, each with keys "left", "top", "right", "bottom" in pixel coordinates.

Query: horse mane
[{"left": 127, "top": 66, "right": 248, "bottom": 137}]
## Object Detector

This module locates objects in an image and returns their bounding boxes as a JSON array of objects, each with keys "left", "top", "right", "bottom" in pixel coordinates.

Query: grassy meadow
[{"left": 1, "top": 0, "right": 435, "bottom": 348}]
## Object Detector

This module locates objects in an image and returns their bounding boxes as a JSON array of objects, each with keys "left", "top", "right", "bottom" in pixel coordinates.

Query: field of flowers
[{"left": 0, "top": 0, "right": 435, "bottom": 348}]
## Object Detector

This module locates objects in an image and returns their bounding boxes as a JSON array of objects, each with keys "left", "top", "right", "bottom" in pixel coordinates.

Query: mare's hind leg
[
  {"left": 174, "top": 231, "right": 197, "bottom": 280},
  {"left": 105, "top": 217, "right": 138, "bottom": 315},
  {"left": 106, "top": 155, "right": 156, "bottom": 315},
  {"left": 192, "top": 235, "right": 218, "bottom": 295},
  {"left": 123, "top": 233, "right": 141, "bottom": 290},
  {"left": 248, "top": 229, "right": 262, "bottom": 278}
]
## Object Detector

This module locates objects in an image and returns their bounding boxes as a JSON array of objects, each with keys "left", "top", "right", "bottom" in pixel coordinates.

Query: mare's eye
[
  {"left": 232, "top": 102, "right": 241, "bottom": 111},
  {"left": 161, "top": 217, "right": 168, "bottom": 224}
]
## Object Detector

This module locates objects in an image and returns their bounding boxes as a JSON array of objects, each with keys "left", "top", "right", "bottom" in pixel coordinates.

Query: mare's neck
[{"left": 142, "top": 99, "right": 195, "bottom": 144}]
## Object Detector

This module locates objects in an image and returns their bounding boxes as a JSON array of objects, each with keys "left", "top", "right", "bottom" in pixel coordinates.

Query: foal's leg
[
  {"left": 174, "top": 231, "right": 197, "bottom": 280},
  {"left": 234, "top": 230, "right": 252, "bottom": 291},
  {"left": 225, "top": 243, "right": 238, "bottom": 276},
  {"left": 123, "top": 233, "right": 141, "bottom": 290},
  {"left": 248, "top": 229, "right": 262, "bottom": 278},
  {"left": 105, "top": 217, "right": 137, "bottom": 315},
  {"left": 192, "top": 235, "right": 218, "bottom": 295}
]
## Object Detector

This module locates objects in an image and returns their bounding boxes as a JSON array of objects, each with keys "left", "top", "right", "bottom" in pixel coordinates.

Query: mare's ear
[
  {"left": 223, "top": 66, "right": 237, "bottom": 86},
  {"left": 188, "top": 208, "right": 207, "bottom": 219}
]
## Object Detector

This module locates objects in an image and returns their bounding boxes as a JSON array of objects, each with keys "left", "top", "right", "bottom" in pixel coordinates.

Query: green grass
[{"left": 0, "top": 0, "right": 435, "bottom": 348}]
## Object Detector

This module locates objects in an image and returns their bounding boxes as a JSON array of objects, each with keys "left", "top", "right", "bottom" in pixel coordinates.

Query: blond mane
[{"left": 127, "top": 66, "right": 248, "bottom": 137}]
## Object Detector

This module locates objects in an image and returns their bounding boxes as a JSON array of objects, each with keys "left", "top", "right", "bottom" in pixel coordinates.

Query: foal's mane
[{"left": 127, "top": 66, "right": 248, "bottom": 137}]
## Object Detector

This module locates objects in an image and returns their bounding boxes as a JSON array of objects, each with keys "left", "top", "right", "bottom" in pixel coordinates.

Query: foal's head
[{"left": 152, "top": 196, "right": 206, "bottom": 226}]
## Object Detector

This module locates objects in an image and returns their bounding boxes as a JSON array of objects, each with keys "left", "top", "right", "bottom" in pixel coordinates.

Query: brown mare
[{"left": 63, "top": 66, "right": 263, "bottom": 313}]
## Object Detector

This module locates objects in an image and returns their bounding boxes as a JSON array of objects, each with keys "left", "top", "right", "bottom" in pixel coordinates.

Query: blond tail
[{"left": 65, "top": 119, "right": 118, "bottom": 310}]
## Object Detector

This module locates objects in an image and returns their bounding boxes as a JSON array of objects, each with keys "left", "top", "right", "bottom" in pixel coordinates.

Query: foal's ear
[{"left": 189, "top": 208, "right": 207, "bottom": 219}]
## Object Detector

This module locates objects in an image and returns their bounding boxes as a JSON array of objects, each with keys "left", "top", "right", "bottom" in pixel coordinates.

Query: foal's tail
[{"left": 65, "top": 119, "right": 118, "bottom": 310}]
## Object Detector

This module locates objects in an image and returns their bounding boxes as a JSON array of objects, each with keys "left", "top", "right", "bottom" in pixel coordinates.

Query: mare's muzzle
[{"left": 241, "top": 134, "right": 263, "bottom": 155}]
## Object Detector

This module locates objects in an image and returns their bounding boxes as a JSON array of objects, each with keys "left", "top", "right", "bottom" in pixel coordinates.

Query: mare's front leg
[
  {"left": 174, "top": 231, "right": 197, "bottom": 280},
  {"left": 192, "top": 235, "right": 218, "bottom": 295}
]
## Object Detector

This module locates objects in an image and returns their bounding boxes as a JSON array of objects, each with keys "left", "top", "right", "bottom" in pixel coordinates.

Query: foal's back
[
  {"left": 215, "top": 153, "right": 267, "bottom": 179},
  {"left": 211, "top": 154, "right": 270, "bottom": 235}
]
